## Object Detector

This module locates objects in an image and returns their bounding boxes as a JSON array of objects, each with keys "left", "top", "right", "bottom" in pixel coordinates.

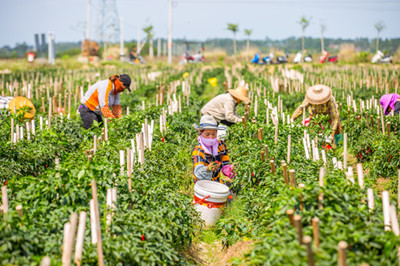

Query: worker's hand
[{"left": 207, "top": 161, "right": 221, "bottom": 172}]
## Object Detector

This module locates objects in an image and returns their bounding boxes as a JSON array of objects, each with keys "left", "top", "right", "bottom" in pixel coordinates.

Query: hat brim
[
  {"left": 193, "top": 123, "right": 223, "bottom": 131},
  {"left": 228, "top": 90, "right": 251, "bottom": 103}
]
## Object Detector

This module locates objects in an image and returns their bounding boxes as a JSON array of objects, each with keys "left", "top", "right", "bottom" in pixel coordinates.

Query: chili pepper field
[{"left": 1, "top": 63, "right": 400, "bottom": 265}]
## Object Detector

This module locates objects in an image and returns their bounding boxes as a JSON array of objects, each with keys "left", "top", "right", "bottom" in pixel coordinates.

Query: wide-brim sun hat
[
  {"left": 306, "top": 84, "right": 332, "bottom": 105},
  {"left": 228, "top": 86, "right": 251, "bottom": 104},
  {"left": 193, "top": 115, "right": 222, "bottom": 131}
]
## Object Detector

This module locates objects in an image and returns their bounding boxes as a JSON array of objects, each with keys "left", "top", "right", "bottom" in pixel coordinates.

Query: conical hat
[
  {"left": 228, "top": 86, "right": 250, "bottom": 103},
  {"left": 306, "top": 85, "right": 332, "bottom": 105},
  {"left": 9, "top": 96, "right": 36, "bottom": 120}
]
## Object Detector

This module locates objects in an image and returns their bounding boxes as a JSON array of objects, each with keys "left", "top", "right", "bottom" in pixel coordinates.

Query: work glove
[{"left": 222, "top": 164, "right": 236, "bottom": 179}]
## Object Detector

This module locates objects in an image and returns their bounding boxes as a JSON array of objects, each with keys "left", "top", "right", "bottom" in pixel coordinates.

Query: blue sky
[{"left": 0, "top": 0, "right": 399, "bottom": 46}]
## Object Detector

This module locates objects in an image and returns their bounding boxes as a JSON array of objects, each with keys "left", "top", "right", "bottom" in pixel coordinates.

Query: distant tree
[
  {"left": 320, "top": 22, "right": 326, "bottom": 53},
  {"left": 374, "top": 21, "right": 385, "bottom": 52},
  {"left": 143, "top": 25, "right": 154, "bottom": 59},
  {"left": 298, "top": 16, "right": 311, "bottom": 52},
  {"left": 244, "top": 29, "right": 252, "bottom": 59},
  {"left": 227, "top": 23, "right": 239, "bottom": 56}
]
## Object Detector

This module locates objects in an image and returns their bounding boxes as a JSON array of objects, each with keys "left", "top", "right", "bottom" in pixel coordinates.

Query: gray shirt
[{"left": 201, "top": 93, "right": 242, "bottom": 123}]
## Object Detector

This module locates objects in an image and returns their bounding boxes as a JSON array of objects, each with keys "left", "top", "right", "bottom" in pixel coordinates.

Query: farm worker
[
  {"left": 379, "top": 93, "right": 400, "bottom": 115},
  {"left": 0, "top": 96, "right": 36, "bottom": 121},
  {"left": 79, "top": 74, "right": 131, "bottom": 130},
  {"left": 192, "top": 115, "right": 235, "bottom": 183},
  {"left": 201, "top": 86, "right": 250, "bottom": 126},
  {"left": 291, "top": 84, "right": 342, "bottom": 144}
]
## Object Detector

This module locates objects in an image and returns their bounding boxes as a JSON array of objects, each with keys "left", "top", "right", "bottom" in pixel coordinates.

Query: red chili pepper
[
  {"left": 215, "top": 160, "right": 221, "bottom": 164},
  {"left": 5, "top": 181, "right": 7, "bottom": 186},
  {"left": 251, "top": 172, "right": 254, "bottom": 177},
  {"left": 141, "top": 235, "right": 145, "bottom": 241},
  {"left": 388, "top": 155, "right": 392, "bottom": 162},
  {"left": 161, "top": 137, "right": 164, "bottom": 142},
  {"left": 45, "top": 165, "right": 48, "bottom": 168}
]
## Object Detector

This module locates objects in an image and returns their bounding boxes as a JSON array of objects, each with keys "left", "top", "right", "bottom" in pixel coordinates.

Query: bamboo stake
[
  {"left": 282, "top": 163, "right": 289, "bottom": 185},
  {"left": 382, "top": 191, "right": 391, "bottom": 231},
  {"left": 303, "top": 236, "right": 315, "bottom": 266},
  {"left": 274, "top": 122, "right": 278, "bottom": 144},
  {"left": 89, "top": 199, "right": 97, "bottom": 244},
  {"left": 289, "top": 169, "right": 297, "bottom": 188},
  {"left": 293, "top": 215, "right": 303, "bottom": 245},
  {"left": 127, "top": 149, "right": 132, "bottom": 192},
  {"left": 75, "top": 211, "right": 87, "bottom": 266},
  {"left": 287, "top": 134, "right": 291, "bottom": 164},
  {"left": 338, "top": 241, "right": 348, "bottom": 266},
  {"left": 367, "top": 188, "right": 374, "bottom": 212},
  {"left": 390, "top": 205, "right": 400, "bottom": 236},
  {"left": 387, "top": 122, "right": 391, "bottom": 138},
  {"left": 40, "top": 257, "right": 51, "bottom": 266},
  {"left": 264, "top": 145, "right": 269, "bottom": 160},
  {"left": 398, "top": 170, "right": 400, "bottom": 214},
  {"left": 62, "top": 212, "right": 78, "bottom": 266},
  {"left": 104, "top": 118, "right": 108, "bottom": 141},
  {"left": 1, "top": 186, "right": 8, "bottom": 215},
  {"left": 91, "top": 180, "right": 104, "bottom": 266},
  {"left": 343, "top": 133, "right": 347, "bottom": 169},
  {"left": 311, "top": 218, "right": 320, "bottom": 248},
  {"left": 270, "top": 160, "right": 276, "bottom": 173},
  {"left": 356, "top": 163, "right": 364, "bottom": 189}
]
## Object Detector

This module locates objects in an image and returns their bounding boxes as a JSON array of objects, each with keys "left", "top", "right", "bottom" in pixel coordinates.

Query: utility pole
[
  {"left": 86, "top": 0, "right": 91, "bottom": 40},
  {"left": 137, "top": 27, "right": 141, "bottom": 54},
  {"left": 120, "top": 16, "right": 124, "bottom": 60},
  {"left": 167, "top": 0, "right": 172, "bottom": 64},
  {"left": 48, "top": 33, "right": 55, "bottom": 65}
]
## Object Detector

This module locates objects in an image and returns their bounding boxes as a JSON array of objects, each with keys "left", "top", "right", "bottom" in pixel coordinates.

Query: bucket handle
[{"left": 198, "top": 195, "right": 210, "bottom": 204}]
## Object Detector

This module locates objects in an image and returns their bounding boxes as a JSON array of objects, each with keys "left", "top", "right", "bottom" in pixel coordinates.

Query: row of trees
[{"left": 226, "top": 18, "right": 388, "bottom": 56}]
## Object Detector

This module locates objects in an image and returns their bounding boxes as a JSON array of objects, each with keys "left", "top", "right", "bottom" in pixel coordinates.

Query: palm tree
[
  {"left": 143, "top": 25, "right": 154, "bottom": 59},
  {"left": 320, "top": 22, "right": 326, "bottom": 53},
  {"left": 374, "top": 21, "right": 385, "bottom": 52},
  {"left": 298, "top": 16, "right": 311, "bottom": 52},
  {"left": 244, "top": 29, "right": 252, "bottom": 60},
  {"left": 227, "top": 23, "right": 239, "bottom": 56}
]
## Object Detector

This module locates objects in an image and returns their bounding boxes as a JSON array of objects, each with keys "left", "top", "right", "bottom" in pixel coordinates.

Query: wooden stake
[
  {"left": 258, "top": 128, "right": 263, "bottom": 141},
  {"left": 242, "top": 116, "right": 247, "bottom": 127},
  {"left": 356, "top": 163, "right": 364, "bottom": 189},
  {"left": 293, "top": 215, "right": 303, "bottom": 245},
  {"left": 282, "top": 163, "right": 289, "bottom": 185},
  {"left": 270, "top": 160, "right": 276, "bottom": 173},
  {"left": 299, "top": 183, "right": 305, "bottom": 211},
  {"left": 104, "top": 118, "right": 108, "bottom": 141},
  {"left": 287, "top": 209, "right": 294, "bottom": 225},
  {"left": 398, "top": 170, "right": 400, "bottom": 214},
  {"left": 303, "top": 236, "right": 315, "bottom": 266},
  {"left": 311, "top": 218, "right": 320, "bottom": 249},
  {"left": 89, "top": 200, "right": 97, "bottom": 244},
  {"left": 264, "top": 145, "right": 269, "bottom": 160},
  {"left": 343, "top": 133, "right": 347, "bottom": 169},
  {"left": 40, "top": 256, "right": 51, "bottom": 266},
  {"left": 289, "top": 169, "right": 297, "bottom": 188},
  {"left": 338, "top": 241, "right": 348, "bottom": 266},
  {"left": 274, "top": 122, "right": 278, "bottom": 144},
  {"left": 387, "top": 122, "right": 391, "bottom": 138},
  {"left": 91, "top": 180, "right": 104, "bottom": 266},
  {"left": 260, "top": 151, "right": 265, "bottom": 162},
  {"left": 16, "top": 205, "right": 23, "bottom": 217},
  {"left": 127, "top": 149, "right": 132, "bottom": 192},
  {"left": 75, "top": 211, "right": 87, "bottom": 266}
]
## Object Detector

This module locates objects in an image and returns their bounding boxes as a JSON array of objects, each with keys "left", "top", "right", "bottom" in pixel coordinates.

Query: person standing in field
[
  {"left": 291, "top": 84, "right": 342, "bottom": 144},
  {"left": 79, "top": 74, "right": 131, "bottom": 130},
  {"left": 201, "top": 86, "right": 250, "bottom": 126},
  {"left": 379, "top": 93, "right": 400, "bottom": 115}
]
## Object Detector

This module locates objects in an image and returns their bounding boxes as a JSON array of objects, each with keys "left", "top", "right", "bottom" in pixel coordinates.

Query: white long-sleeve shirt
[{"left": 201, "top": 93, "right": 242, "bottom": 123}]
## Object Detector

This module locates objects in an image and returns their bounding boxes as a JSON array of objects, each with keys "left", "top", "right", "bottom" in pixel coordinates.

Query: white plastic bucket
[{"left": 194, "top": 180, "right": 230, "bottom": 226}]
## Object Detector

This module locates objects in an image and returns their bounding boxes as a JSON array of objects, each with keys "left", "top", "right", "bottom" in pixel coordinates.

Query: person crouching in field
[
  {"left": 192, "top": 115, "right": 235, "bottom": 183},
  {"left": 79, "top": 74, "right": 131, "bottom": 130},
  {"left": 379, "top": 93, "right": 400, "bottom": 115}
]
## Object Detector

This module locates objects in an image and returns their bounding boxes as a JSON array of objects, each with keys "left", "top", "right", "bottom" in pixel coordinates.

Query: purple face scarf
[
  {"left": 380, "top": 94, "right": 400, "bottom": 115},
  {"left": 198, "top": 135, "right": 219, "bottom": 156}
]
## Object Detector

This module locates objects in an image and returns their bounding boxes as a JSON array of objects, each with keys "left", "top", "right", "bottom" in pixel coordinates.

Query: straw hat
[
  {"left": 306, "top": 84, "right": 332, "bottom": 105},
  {"left": 228, "top": 86, "right": 251, "bottom": 103},
  {"left": 193, "top": 115, "right": 221, "bottom": 131}
]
